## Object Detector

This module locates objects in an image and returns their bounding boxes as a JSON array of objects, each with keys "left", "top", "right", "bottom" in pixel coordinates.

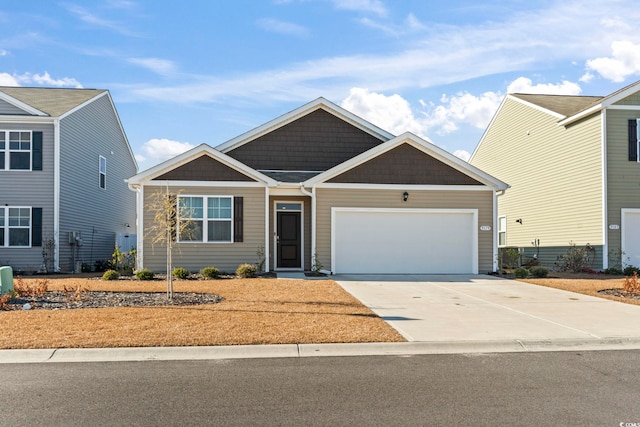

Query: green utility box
[{"left": 0, "top": 266, "right": 14, "bottom": 295}]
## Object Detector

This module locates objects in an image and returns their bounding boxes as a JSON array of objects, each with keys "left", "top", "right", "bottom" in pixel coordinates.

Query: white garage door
[
  {"left": 332, "top": 208, "right": 478, "bottom": 274},
  {"left": 622, "top": 209, "right": 640, "bottom": 268}
]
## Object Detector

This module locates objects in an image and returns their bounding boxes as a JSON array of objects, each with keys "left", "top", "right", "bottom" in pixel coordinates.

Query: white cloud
[
  {"left": 137, "top": 138, "right": 195, "bottom": 165},
  {"left": 453, "top": 150, "right": 471, "bottom": 162},
  {"left": 257, "top": 18, "right": 309, "bottom": 37},
  {"left": 583, "top": 40, "right": 640, "bottom": 82},
  {"left": 423, "top": 91, "right": 503, "bottom": 134},
  {"left": 128, "top": 58, "right": 176, "bottom": 76},
  {"left": 0, "top": 49, "right": 8, "bottom": 56},
  {"left": 0, "top": 73, "right": 19, "bottom": 86},
  {"left": 340, "top": 87, "right": 427, "bottom": 136},
  {"left": 329, "top": 0, "right": 387, "bottom": 16},
  {"left": 64, "top": 4, "right": 139, "bottom": 37},
  {"left": 506, "top": 77, "right": 582, "bottom": 95}
]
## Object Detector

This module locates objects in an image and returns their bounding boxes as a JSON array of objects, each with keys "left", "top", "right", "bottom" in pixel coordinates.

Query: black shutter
[
  {"left": 629, "top": 119, "right": 638, "bottom": 161},
  {"left": 32, "top": 208, "right": 42, "bottom": 247},
  {"left": 233, "top": 196, "right": 243, "bottom": 242},
  {"left": 32, "top": 132, "right": 43, "bottom": 171},
  {"left": 168, "top": 194, "right": 177, "bottom": 242}
]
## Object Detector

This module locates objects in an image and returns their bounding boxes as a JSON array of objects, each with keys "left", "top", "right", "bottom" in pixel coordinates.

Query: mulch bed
[
  {"left": 598, "top": 289, "right": 640, "bottom": 300},
  {"left": 3, "top": 291, "right": 223, "bottom": 311}
]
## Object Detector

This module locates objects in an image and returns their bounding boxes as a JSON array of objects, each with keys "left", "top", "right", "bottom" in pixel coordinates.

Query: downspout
[
  {"left": 53, "top": 118, "right": 60, "bottom": 272},
  {"left": 493, "top": 189, "right": 506, "bottom": 272},
  {"left": 299, "top": 184, "right": 315, "bottom": 270},
  {"left": 264, "top": 186, "right": 270, "bottom": 272}
]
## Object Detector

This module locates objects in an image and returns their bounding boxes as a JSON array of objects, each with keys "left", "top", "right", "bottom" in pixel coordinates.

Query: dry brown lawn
[
  {"left": 521, "top": 273, "right": 640, "bottom": 306},
  {"left": 0, "top": 276, "right": 405, "bottom": 349}
]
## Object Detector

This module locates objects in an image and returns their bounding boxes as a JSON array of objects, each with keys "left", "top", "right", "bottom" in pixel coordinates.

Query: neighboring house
[
  {"left": 128, "top": 98, "right": 507, "bottom": 275},
  {"left": 470, "top": 80, "right": 640, "bottom": 270},
  {"left": 0, "top": 87, "right": 138, "bottom": 273}
]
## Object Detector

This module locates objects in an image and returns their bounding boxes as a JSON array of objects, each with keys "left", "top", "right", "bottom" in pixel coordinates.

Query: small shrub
[
  {"left": 514, "top": 267, "right": 529, "bottom": 278},
  {"left": 0, "top": 293, "right": 12, "bottom": 310},
  {"left": 200, "top": 266, "right": 220, "bottom": 279},
  {"left": 604, "top": 267, "right": 624, "bottom": 275},
  {"left": 555, "top": 242, "right": 591, "bottom": 273},
  {"left": 62, "top": 284, "right": 88, "bottom": 302},
  {"left": 523, "top": 258, "right": 540, "bottom": 268},
  {"left": 135, "top": 269, "right": 155, "bottom": 280},
  {"left": 623, "top": 272, "right": 640, "bottom": 293},
  {"left": 14, "top": 277, "right": 49, "bottom": 297},
  {"left": 623, "top": 265, "right": 640, "bottom": 277},
  {"left": 102, "top": 269, "right": 120, "bottom": 281},
  {"left": 236, "top": 263, "right": 257, "bottom": 278},
  {"left": 172, "top": 267, "right": 190, "bottom": 279},
  {"left": 529, "top": 266, "right": 549, "bottom": 278},
  {"left": 500, "top": 248, "right": 520, "bottom": 270},
  {"left": 81, "top": 262, "right": 92, "bottom": 273}
]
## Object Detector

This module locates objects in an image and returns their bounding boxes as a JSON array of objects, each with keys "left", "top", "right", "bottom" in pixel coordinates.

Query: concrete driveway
[{"left": 334, "top": 274, "right": 640, "bottom": 343}]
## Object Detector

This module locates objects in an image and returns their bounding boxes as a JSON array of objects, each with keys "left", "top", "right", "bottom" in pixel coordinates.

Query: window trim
[
  {"left": 177, "top": 195, "right": 234, "bottom": 243},
  {"left": 498, "top": 215, "right": 507, "bottom": 247},
  {"left": 0, "top": 206, "right": 32, "bottom": 248},
  {"left": 99, "top": 155, "right": 107, "bottom": 189},
  {"left": 0, "top": 130, "right": 33, "bottom": 171}
]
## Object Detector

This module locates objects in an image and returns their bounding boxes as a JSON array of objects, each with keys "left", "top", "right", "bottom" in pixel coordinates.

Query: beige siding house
[
  {"left": 470, "top": 80, "right": 640, "bottom": 270},
  {"left": 129, "top": 98, "right": 507, "bottom": 275}
]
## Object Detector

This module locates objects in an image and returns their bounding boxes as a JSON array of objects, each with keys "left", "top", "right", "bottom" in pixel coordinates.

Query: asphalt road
[{"left": 2, "top": 350, "right": 640, "bottom": 426}]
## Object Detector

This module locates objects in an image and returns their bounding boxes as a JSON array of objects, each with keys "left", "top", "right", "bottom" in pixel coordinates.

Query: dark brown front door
[{"left": 277, "top": 211, "right": 301, "bottom": 268}]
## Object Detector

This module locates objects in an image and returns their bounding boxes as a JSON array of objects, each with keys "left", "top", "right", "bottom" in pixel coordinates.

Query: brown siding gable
[
  {"left": 154, "top": 154, "right": 257, "bottom": 182},
  {"left": 327, "top": 143, "right": 483, "bottom": 185}
]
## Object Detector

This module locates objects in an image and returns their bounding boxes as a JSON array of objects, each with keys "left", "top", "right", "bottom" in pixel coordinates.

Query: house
[
  {"left": 470, "top": 80, "right": 640, "bottom": 270},
  {"left": 0, "top": 87, "right": 138, "bottom": 273},
  {"left": 127, "top": 98, "right": 507, "bottom": 275}
]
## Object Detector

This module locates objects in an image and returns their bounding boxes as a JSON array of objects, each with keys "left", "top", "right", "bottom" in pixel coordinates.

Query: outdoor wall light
[
  {"left": 515, "top": 218, "right": 523, "bottom": 224},
  {"left": 402, "top": 191, "right": 409, "bottom": 202}
]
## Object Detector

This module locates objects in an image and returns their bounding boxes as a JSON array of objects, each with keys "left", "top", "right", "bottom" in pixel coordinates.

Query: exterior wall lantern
[{"left": 402, "top": 191, "right": 409, "bottom": 202}]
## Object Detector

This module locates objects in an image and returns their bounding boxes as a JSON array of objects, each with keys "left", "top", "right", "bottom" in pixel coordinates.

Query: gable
[
  {"left": 328, "top": 143, "right": 483, "bottom": 185},
  {"left": 0, "top": 98, "right": 30, "bottom": 115},
  {"left": 225, "top": 109, "right": 385, "bottom": 171},
  {"left": 613, "top": 92, "right": 640, "bottom": 106},
  {"left": 0, "top": 87, "right": 105, "bottom": 117},
  {"left": 154, "top": 155, "right": 257, "bottom": 182}
]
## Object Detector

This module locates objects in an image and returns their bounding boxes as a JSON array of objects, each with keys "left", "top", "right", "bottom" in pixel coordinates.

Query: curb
[{"left": 2, "top": 337, "right": 640, "bottom": 364}]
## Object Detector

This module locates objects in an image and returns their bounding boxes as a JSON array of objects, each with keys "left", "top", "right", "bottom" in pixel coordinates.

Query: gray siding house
[
  {"left": 0, "top": 87, "right": 137, "bottom": 273},
  {"left": 129, "top": 98, "right": 507, "bottom": 275}
]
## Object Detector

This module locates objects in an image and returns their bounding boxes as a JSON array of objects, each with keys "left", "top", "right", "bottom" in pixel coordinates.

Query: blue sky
[{"left": 2, "top": 0, "right": 640, "bottom": 171}]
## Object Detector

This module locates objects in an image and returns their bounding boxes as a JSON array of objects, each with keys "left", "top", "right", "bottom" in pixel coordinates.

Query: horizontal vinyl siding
[
  {"left": 316, "top": 188, "right": 495, "bottom": 273},
  {"left": 606, "top": 108, "right": 640, "bottom": 265},
  {"left": 613, "top": 93, "right": 640, "bottom": 106},
  {"left": 471, "top": 98, "right": 603, "bottom": 252},
  {"left": 58, "top": 95, "right": 137, "bottom": 272},
  {"left": 0, "top": 99, "right": 30, "bottom": 115},
  {"left": 142, "top": 185, "right": 266, "bottom": 273},
  {"left": 0, "top": 122, "right": 55, "bottom": 271}
]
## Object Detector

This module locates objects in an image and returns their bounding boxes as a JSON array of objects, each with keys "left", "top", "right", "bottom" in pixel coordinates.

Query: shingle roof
[
  {"left": 511, "top": 93, "right": 604, "bottom": 117},
  {"left": 259, "top": 170, "right": 322, "bottom": 182},
  {"left": 0, "top": 87, "right": 106, "bottom": 117}
]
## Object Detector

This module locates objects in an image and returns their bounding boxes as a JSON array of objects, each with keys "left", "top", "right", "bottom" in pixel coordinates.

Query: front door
[{"left": 276, "top": 203, "right": 302, "bottom": 269}]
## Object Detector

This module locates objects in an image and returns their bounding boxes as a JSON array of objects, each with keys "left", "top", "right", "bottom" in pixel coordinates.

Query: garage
[
  {"left": 622, "top": 209, "right": 640, "bottom": 268},
  {"left": 331, "top": 208, "right": 478, "bottom": 274}
]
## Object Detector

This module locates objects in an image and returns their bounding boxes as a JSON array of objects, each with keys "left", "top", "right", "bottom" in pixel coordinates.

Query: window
[
  {"left": 0, "top": 207, "right": 31, "bottom": 247},
  {"left": 178, "top": 196, "right": 233, "bottom": 243},
  {"left": 0, "top": 130, "right": 32, "bottom": 170},
  {"left": 498, "top": 216, "right": 506, "bottom": 247},
  {"left": 99, "top": 156, "right": 106, "bottom": 189}
]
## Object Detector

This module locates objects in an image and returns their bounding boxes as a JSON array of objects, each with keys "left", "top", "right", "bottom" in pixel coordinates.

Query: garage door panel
[{"left": 333, "top": 209, "right": 477, "bottom": 274}]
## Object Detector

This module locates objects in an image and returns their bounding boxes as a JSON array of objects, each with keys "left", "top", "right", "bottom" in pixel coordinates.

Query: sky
[{"left": 2, "top": 1, "right": 640, "bottom": 172}]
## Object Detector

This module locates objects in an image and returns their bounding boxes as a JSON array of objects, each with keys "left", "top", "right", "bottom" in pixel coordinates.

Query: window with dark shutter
[
  {"left": 234, "top": 196, "right": 244, "bottom": 242},
  {"left": 32, "top": 208, "right": 42, "bottom": 247},
  {"left": 629, "top": 119, "right": 639, "bottom": 162},
  {"left": 32, "top": 132, "right": 43, "bottom": 171}
]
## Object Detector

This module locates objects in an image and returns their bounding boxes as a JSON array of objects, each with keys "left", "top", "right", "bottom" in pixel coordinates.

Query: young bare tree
[{"left": 145, "top": 186, "right": 193, "bottom": 299}]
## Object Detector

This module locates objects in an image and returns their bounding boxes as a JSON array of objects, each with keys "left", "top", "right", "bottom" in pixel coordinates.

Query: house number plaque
[{"left": 480, "top": 226, "right": 491, "bottom": 231}]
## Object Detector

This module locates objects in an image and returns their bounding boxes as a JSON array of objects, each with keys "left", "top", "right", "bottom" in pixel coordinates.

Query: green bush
[
  {"left": 135, "top": 269, "right": 155, "bottom": 280},
  {"left": 623, "top": 265, "right": 640, "bottom": 276},
  {"left": 102, "top": 269, "right": 120, "bottom": 281},
  {"left": 604, "top": 267, "right": 624, "bottom": 275},
  {"left": 172, "top": 267, "right": 190, "bottom": 279},
  {"left": 200, "top": 266, "right": 220, "bottom": 279},
  {"left": 236, "top": 263, "right": 257, "bottom": 278},
  {"left": 514, "top": 267, "right": 529, "bottom": 278},
  {"left": 529, "top": 266, "right": 549, "bottom": 278}
]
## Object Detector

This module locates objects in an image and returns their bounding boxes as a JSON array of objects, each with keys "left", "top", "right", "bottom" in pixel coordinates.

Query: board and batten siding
[
  {"left": 58, "top": 94, "right": 137, "bottom": 272},
  {"left": 0, "top": 122, "right": 55, "bottom": 271},
  {"left": 315, "top": 188, "right": 495, "bottom": 273},
  {"left": 142, "top": 185, "right": 266, "bottom": 273},
  {"left": 605, "top": 107, "right": 640, "bottom": 266},
  {"left": 471, "top": 98, "right": 603, "bottom": 254}
]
